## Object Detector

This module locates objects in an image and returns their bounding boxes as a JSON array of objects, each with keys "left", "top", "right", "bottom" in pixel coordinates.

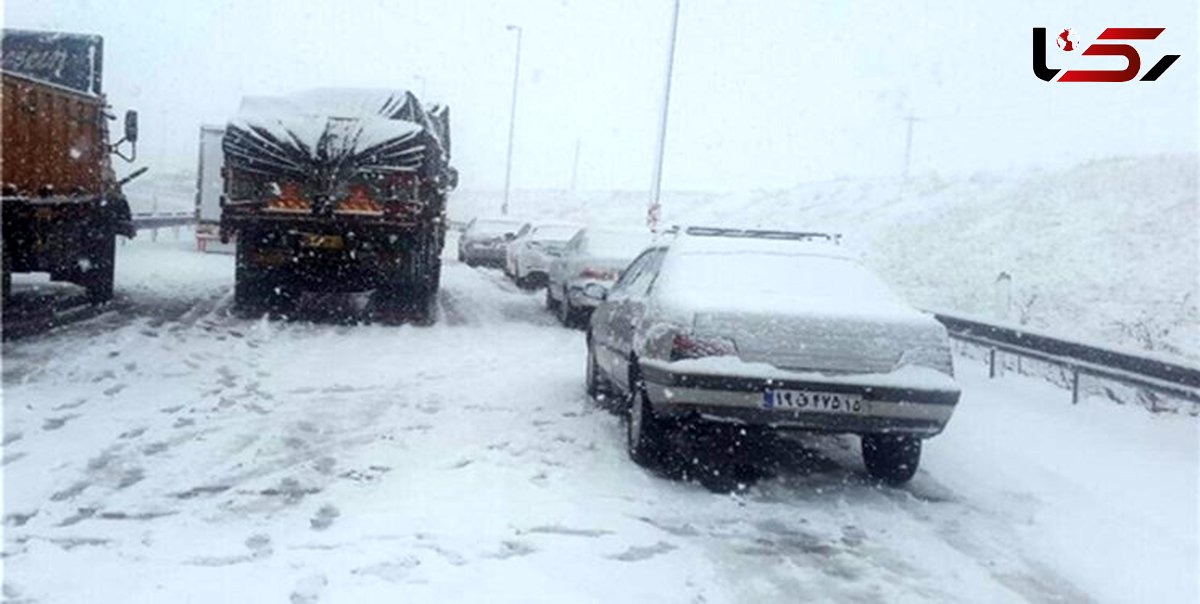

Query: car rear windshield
[
  {"left": 661, "top": 250, "right": 900, "bottom": 304},
  {"left": 587, "top": 231, "right": 653, "bottom": 258},
  {"left": 531, "top": 225, "right": 580, "bottom": 242},
  {"left": 472, "top": 220, "right": 522, "bottom": 236}
]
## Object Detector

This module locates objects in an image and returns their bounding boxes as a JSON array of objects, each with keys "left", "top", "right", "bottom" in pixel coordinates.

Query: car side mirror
[
  {"left": 124, "top": 110, "right": 139, "bottom": 143},
  {"left": 584, "top": 283, "right": 609, "bottom": 301}
]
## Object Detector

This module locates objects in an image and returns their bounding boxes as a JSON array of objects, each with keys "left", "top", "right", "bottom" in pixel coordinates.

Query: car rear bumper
[
  {"left": 463, "top": 246, "right": 507, "bottom": 264},
  {"left": 639, "top": 362, "right": 959, "bottom": 438}
]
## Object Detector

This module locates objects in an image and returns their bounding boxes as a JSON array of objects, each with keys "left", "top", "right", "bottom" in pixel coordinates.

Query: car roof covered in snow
[{"left": 669, "top": 226, "right": 851, "bottom": 260}]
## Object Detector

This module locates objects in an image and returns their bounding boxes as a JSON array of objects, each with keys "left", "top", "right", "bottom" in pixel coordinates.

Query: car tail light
[
  {"left": 336, "top": 185, "right": 383, "bottom": 215},
  {"left": 670, "top": 333, "right": 738, "bottom": 361},
  {"left": 265, "top": 182, "right": 309, "bottom": 212},
  {"left": 579, "top": 267, "right": 618, "bottom": 280}
]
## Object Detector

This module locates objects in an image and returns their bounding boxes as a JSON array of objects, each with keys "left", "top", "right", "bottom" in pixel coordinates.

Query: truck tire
[
  {"left": 234, "top": 231, "right": 294, "bottom": 314},
  {"left": 861, "top": 434, "right": 921, "bottom": 485},
  {"left": 234, "top": 266, "right": 268, "bottom": 312},
  {"left": 2, "top": 243, "right": 12, "bottom": 301},
  {"left": 84, "top": 235, "right": 115, "bottom": 304}
]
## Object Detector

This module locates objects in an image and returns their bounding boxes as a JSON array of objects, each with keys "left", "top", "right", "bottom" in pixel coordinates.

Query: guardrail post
[
  {"left": 1071, "top": 368, "right": 1081, "bottom": 404},
  {"left": 988, "top": 348, "right": 997, "bottom": 378}
]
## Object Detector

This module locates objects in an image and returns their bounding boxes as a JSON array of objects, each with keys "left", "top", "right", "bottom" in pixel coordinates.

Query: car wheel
[
  {"left": 627, "top": 362, "right": 669, "bottom": 468},
  {"left": 861, "top": 434, "right": 921, "bottom": 485},
  {"left": 585, "top": 338, "right": 605, "bottom": 398},
  {"left": 557, "top": 289, "right": 575, "bottom": 326}
]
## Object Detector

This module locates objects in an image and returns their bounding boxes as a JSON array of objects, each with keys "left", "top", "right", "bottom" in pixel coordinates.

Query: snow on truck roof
[
  {"left": 225, "top": 88, "right": 448, "bottom": 179},
  {"left": 238, "top": 88, "right": 426, "bottom": 122}
]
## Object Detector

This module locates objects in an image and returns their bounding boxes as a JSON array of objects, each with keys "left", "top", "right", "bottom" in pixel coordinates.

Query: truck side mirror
[{"left": 124, "top": 110, "right": 139, "bottom": 143}]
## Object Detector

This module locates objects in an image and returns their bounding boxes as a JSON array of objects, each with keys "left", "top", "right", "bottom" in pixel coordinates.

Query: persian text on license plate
[
  {"left": 299, "top": 233, "right": 344, "bottom": 250},
  {"left": 763, "top": 389, "right": 864, "bottom": 414}
]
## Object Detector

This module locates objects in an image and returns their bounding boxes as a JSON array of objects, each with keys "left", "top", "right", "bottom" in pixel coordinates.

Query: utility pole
[
  {"left": 901, "top": 114, "right": 921, "bottom": 182},
  {"left": 648, "top": 0, "right": 681, "bottom": 230},
  {"left": 570, "top": 138, "right": 581, "bottom": 194},
  {"left": 502, "top": 24, "right": 523, "bottom": 216}
]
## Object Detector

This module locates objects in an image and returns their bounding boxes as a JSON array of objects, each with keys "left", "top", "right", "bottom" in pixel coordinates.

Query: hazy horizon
[{"left": 5, "top": 0, "right": 1196, "bottom": 193}]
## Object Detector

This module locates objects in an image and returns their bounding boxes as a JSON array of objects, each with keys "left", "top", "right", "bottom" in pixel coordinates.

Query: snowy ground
[{"left": 2, "top": 234, "right": 1196, "bottom": 603}]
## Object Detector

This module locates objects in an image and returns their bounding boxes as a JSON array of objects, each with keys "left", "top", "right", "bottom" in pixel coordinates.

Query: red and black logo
[{"left": 1033, "top": 27, "right": 1180, "bottom": 82}]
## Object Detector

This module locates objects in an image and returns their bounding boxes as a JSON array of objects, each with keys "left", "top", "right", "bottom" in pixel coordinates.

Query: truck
[
  {"left": 219, "top": 89, "right": 456, "bottom": 323},
  {"left": 1, "top": 29, "right": 141, "bottom": 303},
  {"left": 194, "top": 125, "right": 230, "bottom": 253}
]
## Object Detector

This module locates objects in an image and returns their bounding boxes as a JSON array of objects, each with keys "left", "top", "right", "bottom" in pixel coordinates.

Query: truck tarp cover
[
  {"left": 1, "top": 28, "right": 103, "bottom": 95},
  {"left": 223, "top": 88, "right": 449, "bottom": 185}
]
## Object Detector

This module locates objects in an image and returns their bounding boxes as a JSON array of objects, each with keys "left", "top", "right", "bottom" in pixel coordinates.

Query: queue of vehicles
[
  {"left": 3, "top": 26, "right": 960, "bottom": 490},
  {"left": 463, "top": 218, "right": 962, "bottom": 486}
]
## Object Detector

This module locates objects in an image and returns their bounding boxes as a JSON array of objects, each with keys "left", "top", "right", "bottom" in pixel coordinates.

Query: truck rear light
[
  {"left": 335, "top": 185, "right": 383, "bottom": 215},
  {"left": 578, "top": 267, "right": 617, "bottom": 280},
  {"left": 265, "top": 182, "right": 309, "bottom": 212},
  {"left": 670, "top": 333, "right": 738, "bottom": 361}
]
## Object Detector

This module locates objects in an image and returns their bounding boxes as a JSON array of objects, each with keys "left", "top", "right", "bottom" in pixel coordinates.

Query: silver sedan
[
  {"left": 545, "top": 226, "right": 655, "bottom": 327},
  {"left": 586, "top": 227, "right": 961, "bottom": 486}
]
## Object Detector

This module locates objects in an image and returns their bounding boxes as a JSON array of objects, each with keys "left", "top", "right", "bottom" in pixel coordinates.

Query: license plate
[
  {"left": 763, "top": 389, "right": 864, "bottom": 414},
  {"left": 298, "top": 233, "right": 344, "bottom": 250}
]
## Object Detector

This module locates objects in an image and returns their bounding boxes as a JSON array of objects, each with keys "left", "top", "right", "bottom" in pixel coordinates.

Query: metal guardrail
[
  {"left": 931, "top": 310, "right": 1200, "bottom": 405},
  {"left": 132, "top": 211, "right": 194, "bottom": 229}
]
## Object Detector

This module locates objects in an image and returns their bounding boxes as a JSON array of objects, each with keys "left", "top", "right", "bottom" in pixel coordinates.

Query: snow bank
[{"left": 451, "top": 153, "right": 1199, "bottom": 360}]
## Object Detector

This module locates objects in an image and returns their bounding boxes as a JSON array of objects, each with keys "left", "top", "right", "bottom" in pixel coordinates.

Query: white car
[
  {"left": 586, "top": 227, "right": 961, "bottom": 487},
  {"left": 457, "top": 217, "right": 526, "bottom": 268},
  {"left": 546, "top": 226, "right": 655, "bottom": 327},
  {"left": 504, "top": 222, "right": 582, "bottom": 288}
]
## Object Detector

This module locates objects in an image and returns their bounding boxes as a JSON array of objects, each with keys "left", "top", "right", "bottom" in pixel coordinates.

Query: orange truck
[{"left": 1, "top": 29, "right": 141, "bottom": 302}]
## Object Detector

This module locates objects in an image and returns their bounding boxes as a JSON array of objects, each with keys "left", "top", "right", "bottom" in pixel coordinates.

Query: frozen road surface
[{"left": 2, "top": 236, "right": 1197, "bottom": 603}]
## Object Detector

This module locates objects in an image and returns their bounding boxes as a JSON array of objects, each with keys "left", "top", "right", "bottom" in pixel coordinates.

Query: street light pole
[
  {"left": 502, "top": 24, "right": 523, "bottom": 216},
  {"left": 648, "top": 0, "right": 681, "bottom": 230},
  {"left": 901, "top": 114, "right": 921, "bottom": 182}
]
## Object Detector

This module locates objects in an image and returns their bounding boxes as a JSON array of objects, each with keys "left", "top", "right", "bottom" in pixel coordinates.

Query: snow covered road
[{"left": 2, "top": 237, "right": 1196, "bottom": 603}]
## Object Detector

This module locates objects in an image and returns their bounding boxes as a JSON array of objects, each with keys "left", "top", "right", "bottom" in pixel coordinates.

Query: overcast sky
[{"left": 5, "top": 0, "right": 1197, "bottom": 192}]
